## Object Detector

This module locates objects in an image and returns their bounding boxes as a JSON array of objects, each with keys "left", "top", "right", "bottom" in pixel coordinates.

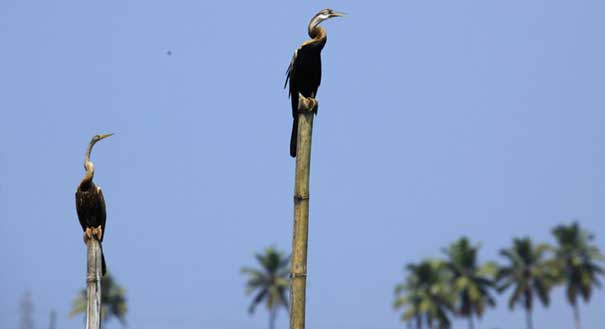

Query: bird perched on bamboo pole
[
  {"left": 75, "top": 133, "right": 113, "bottom": 276},
  {"left": 285, "top": 8, "right": 344, "bottom": 158}
]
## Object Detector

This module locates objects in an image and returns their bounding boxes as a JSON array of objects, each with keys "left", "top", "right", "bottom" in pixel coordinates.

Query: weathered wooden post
[
  {"left": 290, "top": 94, "right": 318, "bottom": 329},
  {"left": 86, "top": 238, "right": 102, "bottom": 329}
]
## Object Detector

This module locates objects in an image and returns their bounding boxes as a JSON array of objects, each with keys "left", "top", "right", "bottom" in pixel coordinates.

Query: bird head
[
  {"left": 91, "top": 133, "right": 114, "bottom": 145},
  {"left": 83, "top": 133, "right": 113, "bottom": 174},
  {"left": 311, "top": 8, "right": 345, "bottom": 26}
]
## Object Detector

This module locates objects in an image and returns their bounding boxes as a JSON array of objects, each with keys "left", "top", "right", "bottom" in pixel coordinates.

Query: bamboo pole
[
  {"left": 86, "top": 238, "right": 102, "bottom": 329},
  {"left": 289, "top": 94, "right": 318, "bottom": 329}
]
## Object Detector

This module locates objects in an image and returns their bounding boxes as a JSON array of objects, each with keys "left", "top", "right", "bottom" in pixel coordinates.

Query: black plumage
[
  {"left": 75, "top": 183, "right": 107, "bottom": 275},
  {"left": 285, "top": 9, "right": 344, "bottom": 157},
  {"left": 75, "top": 133, "right": 113, "bottom": 276}
]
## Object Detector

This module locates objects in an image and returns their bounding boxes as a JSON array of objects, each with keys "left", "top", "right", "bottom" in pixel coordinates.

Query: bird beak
[
  {"left": 98, "top": 133, "right": 114, "bottom": 140},
  {"left": 330, "top": 11, "right": 346, "bottom": 18}
]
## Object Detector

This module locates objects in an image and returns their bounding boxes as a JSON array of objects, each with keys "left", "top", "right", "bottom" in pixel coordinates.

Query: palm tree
[
  {"left": 394, "top": 260, "right": 454, "bottom": 329},
  {"left": 552, "top": 222, "right": 604, "bottom": 329},
  {"left": 496, "top": 237, "right": 556, "bottom": 329},
  {"left": 241, "top": 247, "right": 289, "bottom": 329},
  {"left": 443, "top": 237, "right": 497, "bottom": 329},
  {"left": 69, "top": 272, "right": 127, "bottom": 326}
]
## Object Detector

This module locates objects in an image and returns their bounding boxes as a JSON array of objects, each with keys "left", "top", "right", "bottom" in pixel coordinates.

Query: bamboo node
[
  {"left": 86, "top": 275, "right": 99, "bottom": 283},
  {"left": 294, "top": 194, "right": 309, "bottom": 202},
  {"left": 289, "top": 272, "right": 307, "bottom": 279}
]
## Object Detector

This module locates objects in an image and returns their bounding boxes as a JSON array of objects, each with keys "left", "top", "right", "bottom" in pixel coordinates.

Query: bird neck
[
  {"left": 80, "top": 161, "right": 95, "bottom": 190},
  {"left": 308, "top": 25, "right": 327, "bottom": 44},
  {"left": 80, "top": 142, "right": 96, "bottom": 189}
]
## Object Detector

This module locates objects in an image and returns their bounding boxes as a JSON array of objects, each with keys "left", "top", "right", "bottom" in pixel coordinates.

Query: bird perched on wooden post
[
  {"left": 75, "top": 133, "right": 113, "bottom": 276},
  {"left": 285, "top": 8, "right": 345, "bottom": 158}
]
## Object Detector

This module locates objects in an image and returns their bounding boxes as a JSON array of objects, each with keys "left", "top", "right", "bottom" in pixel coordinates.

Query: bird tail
[
  {"left": 290, "top": 117, "right": 298, "bottom": 158},
  {"left": 99, "top": 242, "right": 107, "bottom": 276}
]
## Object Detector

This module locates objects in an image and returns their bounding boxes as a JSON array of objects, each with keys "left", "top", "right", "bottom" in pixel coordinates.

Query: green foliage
[
  {"left": 496, "top": 237, "right": 558, "bottom": 329},
  {"left": 552, "top": 222, "right": 604, "bottom": 305},
  {"left": 497, "top": 238, "right": 557, "bottom": 310},
  {"left": 69, "top": 272, "right": 128, "bottom": 326},
  {"left": 395, "top": 224, "right": 603, "bottom": 329},
  {"left": 241, "top": 247, "right": 289, "bottom": 329},
  {"left": 394, "top": 260, "right": 454, "bottom": 329},
  {"left": 443, "top": 237, "right": 497, "bottom": 327},
  {"left": 552, "top": 222, "right": 604, "bottom": 328}
]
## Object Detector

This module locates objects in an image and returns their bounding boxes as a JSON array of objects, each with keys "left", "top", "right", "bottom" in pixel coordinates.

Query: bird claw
[
  {"left": 83, "top": 227, "right": 92, "bottom": 244},
  {"left": 308, "top": 98, "right": 318, "bottom": 109},
  {"left": 297, "top": 93, "right": 318, "bottom": 113},
  {"left": 94, "top": 226, "right": 103, "bottom": 241},
  {"left": 83, "top": 226, "right": 103, "bottom": 244}
]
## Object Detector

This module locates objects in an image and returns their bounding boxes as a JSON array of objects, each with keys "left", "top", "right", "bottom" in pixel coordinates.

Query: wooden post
[
  {"left": 86, "top": 239, "right": 102, "bottom": 329},
  {"left": 289, "top": 94, "right": 318, "bottom": 329}
]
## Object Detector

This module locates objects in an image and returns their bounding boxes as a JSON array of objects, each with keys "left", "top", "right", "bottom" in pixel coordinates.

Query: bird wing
[
  {"left": 97, "top": 186, "right": 107, "bottom": 242},
  {"left": 284, "top": 51, "right": 296, "bottom": 90},
  {"left": 285, "top": 39, "right": 323, "bottom": 92},
  {"left": 285, "top": 40, "right": 323, "bottom": 116},
  {"left": 75, "top": 189, "right": 88, "bottom": 232}
]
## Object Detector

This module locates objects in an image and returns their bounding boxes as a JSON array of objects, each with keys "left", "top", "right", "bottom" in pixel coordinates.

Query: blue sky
[{"left": 1, "top": 1, "right": 604, "bottom": 328}]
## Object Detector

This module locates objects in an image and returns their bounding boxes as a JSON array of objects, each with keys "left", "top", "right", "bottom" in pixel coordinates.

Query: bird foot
[
  {"left": 83, "top": 226, "right": 103, "bottom": 244},
  {"left": 297, "top": 93, "right": 318, "bottom": 113},
  {"left": 94, "top": 225, "right": 103, "bottom": 241},
  {"left": 83, "top": 228, "right": 93, "bottom": 244}
]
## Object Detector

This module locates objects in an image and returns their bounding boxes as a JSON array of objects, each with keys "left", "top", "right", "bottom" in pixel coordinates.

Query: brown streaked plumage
[
  {"left": 285, "top": 8, "right": 344, "bottom": 157},
  {"left": 75, "top": 133, "right": 113, "bottom": 276}
]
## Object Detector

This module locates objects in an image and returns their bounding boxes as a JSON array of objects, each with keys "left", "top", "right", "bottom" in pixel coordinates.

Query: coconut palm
[
  {"left": 69, "top": 272, "right": 127, "bottom": 326},
  {"left": 552, "top": 222, "right": 604, "bottom": 329},
  {"left": 241, "top": 247, "right": 289, "bottom": 329},
  {"left": 496, "top": 237, "right": 556, "bottom": 329},
  {"left": 394, "top": 260, "right": 454, "bottom": 329},
  {"left": 443, "top": 237, "right": 497, "bottom": 329}
]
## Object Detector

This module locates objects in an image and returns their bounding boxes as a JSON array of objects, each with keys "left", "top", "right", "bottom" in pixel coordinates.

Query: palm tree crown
[
  {"left": 497, "top": 237, "right": 556, "bottom": 329},
  {"left": 241, "top": 247, "right": 290, "bottom": 329},
  {"left": 552, "top": 222, "right": 604, "bottom": 329},
  {"left": 443, "top": 237, "right": 496, "bottom": 329},
  {"left": 394, "top": 260, "right": 454, "bottom": 329}
]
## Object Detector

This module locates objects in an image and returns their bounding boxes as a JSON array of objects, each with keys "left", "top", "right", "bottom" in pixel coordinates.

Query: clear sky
[{"left": 1, "top": 1, "right": 604, "bottom": 329}]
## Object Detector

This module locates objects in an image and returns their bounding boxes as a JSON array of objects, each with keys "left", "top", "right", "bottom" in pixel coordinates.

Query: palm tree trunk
[
  {"left": 573, "top": 303, "right": 581, "bottom": 329},
  {"left": 269, "top": 308, "right": 276, "bottom": 329},
  {"left": 468, "top": 316, "right": 474, "bottom": 329},
  {"left": 525, "top": 309, "right": 533, "bottom": 329},
  {"left": 86, "top": 239, "right": 102, "bottom": 329},
  {"left": 289, "top": 94, "right": 317, "bottom": 329}
]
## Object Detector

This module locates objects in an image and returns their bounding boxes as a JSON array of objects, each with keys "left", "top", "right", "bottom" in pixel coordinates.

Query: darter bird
[
  {"left": 285, "top": 8, "right": 344, "bottom": 157},
  {"left": 75, "top": 133, "right": 113, "bottom": 276}
]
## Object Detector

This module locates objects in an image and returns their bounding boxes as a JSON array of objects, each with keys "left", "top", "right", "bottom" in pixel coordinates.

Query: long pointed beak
[
  {"left": 330, "top": 11, "right": 346, "bottom": 18},
  {"left": 98, "top": 133, "right": 114, "bottom": 140}
]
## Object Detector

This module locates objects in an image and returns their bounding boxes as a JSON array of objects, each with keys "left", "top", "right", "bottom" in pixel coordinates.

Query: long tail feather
[
  {"left": 100, "top": 242, "right": 107, "bottom": 276},
  {"left": 290, "top": 118, "right": 298, "bottom": 158}
]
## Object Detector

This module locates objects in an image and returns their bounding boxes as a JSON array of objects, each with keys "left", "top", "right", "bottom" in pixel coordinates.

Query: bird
[
  {"left": 75, "top": 133, "right": 113, "bottom": 276},
  {"left": 285, "top": 8, "right": 344, "bottom": 158}
]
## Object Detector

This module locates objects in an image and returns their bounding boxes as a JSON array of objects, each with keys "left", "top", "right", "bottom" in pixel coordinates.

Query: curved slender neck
[
  {"left": 80, "top": 142, "right": 96, "bottom": 188},
  {"left": 308, "top": 24, "right": 327, "bottom": 42}
]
